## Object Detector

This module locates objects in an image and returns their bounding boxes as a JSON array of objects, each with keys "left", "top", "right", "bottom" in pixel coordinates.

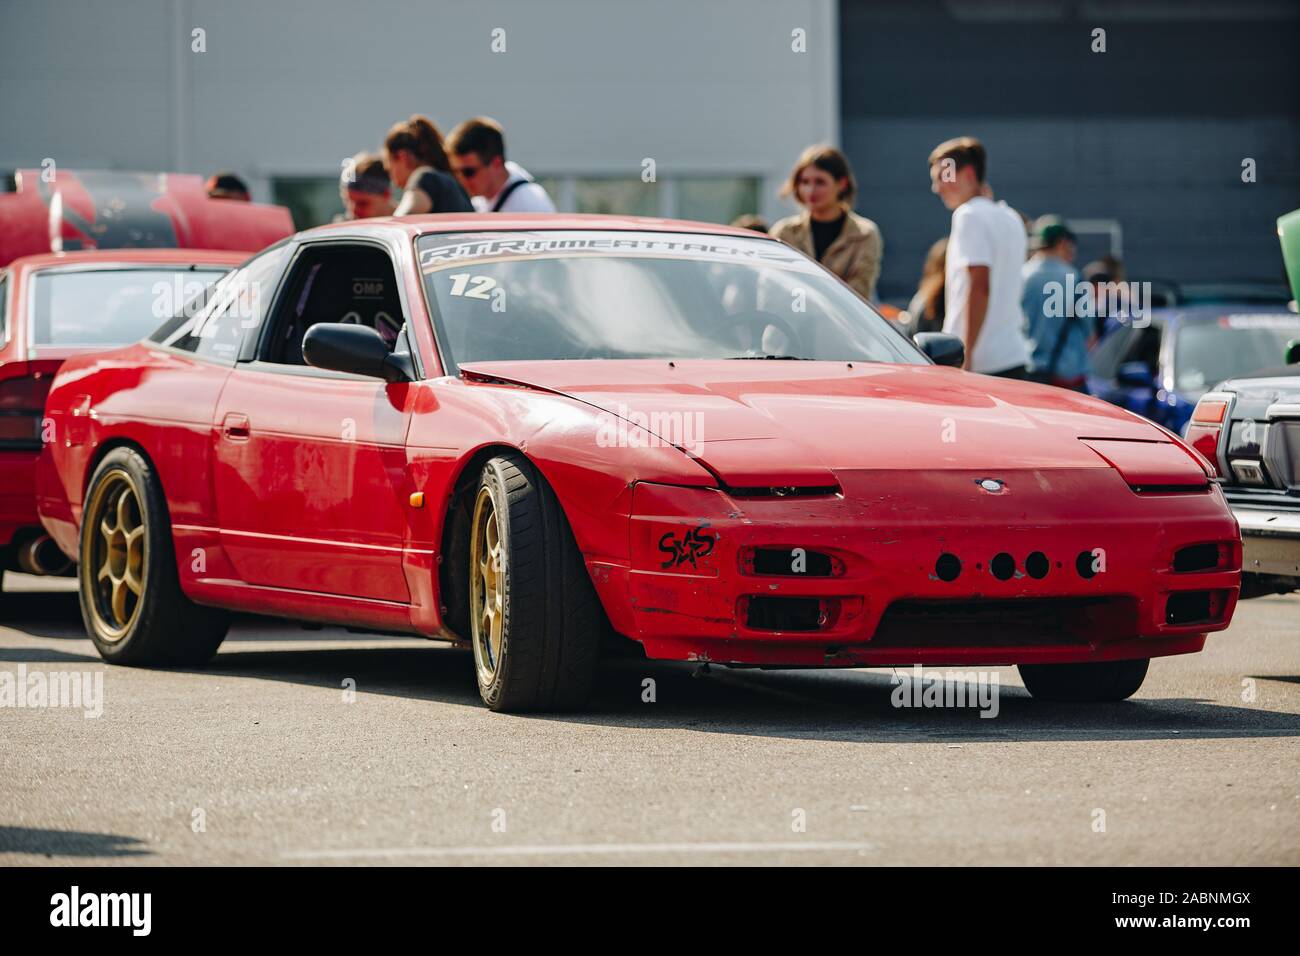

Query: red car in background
[
  {"left": 37, "top": 215, "right": 1241, "bottom": 712},
  {"left": 2, "top": 249, "right": 242, "bottom": 594},
  {"left": 1, "top": 168, "right": 292, "bottom": 267}
]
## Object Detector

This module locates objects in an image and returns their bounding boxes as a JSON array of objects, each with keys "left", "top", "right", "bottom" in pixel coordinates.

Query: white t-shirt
[
  {"left": 471, "top": 160, "right": 556, "bottom": 213},
  {"left": 942, "top": 196, "right": 1030, "bottom": 373}
]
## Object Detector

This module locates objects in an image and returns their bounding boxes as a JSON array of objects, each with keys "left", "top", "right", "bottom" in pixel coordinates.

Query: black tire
[
  {"left": 1018, "top": 658, "right": 1149, "bottom": 702},
  {"left": 468, "top": 452, "right": 601, "bottom": 712},
  {"left": 79, "top": 446, "right": 229, "bottom": 665}
]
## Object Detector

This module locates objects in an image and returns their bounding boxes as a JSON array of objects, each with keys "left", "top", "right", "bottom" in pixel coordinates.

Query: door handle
[{"left": 221, "top": 412, "right": 250, "bottom": 440}]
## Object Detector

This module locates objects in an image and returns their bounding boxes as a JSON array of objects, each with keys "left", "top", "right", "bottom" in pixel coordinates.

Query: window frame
[
  {"left": 248, "top": 235, "right": 423, "bottom": 381},
  {"left": 150, "top": 241, "right": 292, "bottom": 365}
]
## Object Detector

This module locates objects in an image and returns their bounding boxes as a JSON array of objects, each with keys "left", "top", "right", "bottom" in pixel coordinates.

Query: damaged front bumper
[{"left": 586, "top": 468, "right": 1241, "bottom": 667}]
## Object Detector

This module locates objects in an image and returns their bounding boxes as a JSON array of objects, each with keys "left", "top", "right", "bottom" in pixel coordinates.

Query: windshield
[
  {"left": 1174, "top": 313, "right": 1300, "bottom": 395},
  {"left": 417, "top": 230, "right": 924, "bottom": 368},
  {"left": 32, "top": 267, "right": 230, "bottom": 346}
]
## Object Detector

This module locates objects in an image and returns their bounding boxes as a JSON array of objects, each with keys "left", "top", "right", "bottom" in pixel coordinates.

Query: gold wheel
[
  {"left": 469, "top": 484, "right": 505, "bottom": 688},
  {"left": 85, "top": 469, "right": 146, "bottom": 641}
]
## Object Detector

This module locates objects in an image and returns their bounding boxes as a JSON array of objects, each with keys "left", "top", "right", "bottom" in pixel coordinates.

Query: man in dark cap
[{"left": 1021, "top": 215, "right": 1091, "bottom": 391}]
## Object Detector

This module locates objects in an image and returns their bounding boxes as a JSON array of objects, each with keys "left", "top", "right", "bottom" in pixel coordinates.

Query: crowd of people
[
  {"left": 204, "top": 113, "right": 558, "bottom": 223},
  {"left": 747, "top": 136, "right": 1126, "bottom": 390},
  {"left": 204, "top": 123, "right": 1115, "bottom": 390}
]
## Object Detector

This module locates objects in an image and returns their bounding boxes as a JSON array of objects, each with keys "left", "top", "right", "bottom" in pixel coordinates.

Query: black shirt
[
  {"left": 810, "top": 213, "right": 846, "bottom": 262},
  {"left": 415, "top": 169, "right": 474, "bottom": 213}
]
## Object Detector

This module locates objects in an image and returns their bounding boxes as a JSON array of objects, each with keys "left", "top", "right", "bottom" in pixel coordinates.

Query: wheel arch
[
  {"left": 437, "top": 442, "right": 614, "bottom": 642},
  {"left": 83, "top": 438, "right": 154, "bottom": 500},
  {"left": 438, "top": 443, "right": 529, "bottom": 639},
  {"left": 79, "top": 438, "right": 178, "bottom": 550}
]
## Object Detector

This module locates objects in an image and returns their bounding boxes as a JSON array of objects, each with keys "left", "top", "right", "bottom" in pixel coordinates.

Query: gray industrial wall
[{"left": 841, "top": 0, "right": 1300, "bottom": 302}]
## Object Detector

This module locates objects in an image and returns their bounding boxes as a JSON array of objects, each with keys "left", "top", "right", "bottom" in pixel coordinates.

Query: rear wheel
[
  {"left": 468, "top": 452, "right": 601, "bottom": 712},
  {"left": 79, "top": 447, "right": 229, "bottom": 665},
  {"left": 1018, "top": 658, "right": 1149, "bottom": 702}
]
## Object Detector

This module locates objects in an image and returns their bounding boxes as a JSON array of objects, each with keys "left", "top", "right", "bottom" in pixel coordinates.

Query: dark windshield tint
[
  {"left": 417, "top": 231, "right": 924, "bottom": 369},
  {"left": 33, "top": 267, "right": 229, "bottom": 346}
]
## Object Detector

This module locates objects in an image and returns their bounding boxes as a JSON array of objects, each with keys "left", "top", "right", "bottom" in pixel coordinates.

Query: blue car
[{"left": 1088, "top": 287, "right": 1300, "bottom": 435}]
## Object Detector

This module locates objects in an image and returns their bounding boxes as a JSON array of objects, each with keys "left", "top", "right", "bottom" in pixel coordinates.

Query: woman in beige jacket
[{"left": 770, "top": 145, "right": 883, "bottom": 302}]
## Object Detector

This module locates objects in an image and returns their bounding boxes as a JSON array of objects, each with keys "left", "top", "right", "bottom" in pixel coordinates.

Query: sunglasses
[{"left": 455, "top": 164, "right": 487, "bottom": 179}]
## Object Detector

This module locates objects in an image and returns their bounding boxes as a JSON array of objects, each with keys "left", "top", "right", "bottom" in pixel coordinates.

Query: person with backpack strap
[
  {"left": 446, "top": 117, "right": 556, "bottom": 214},
  {"left": 1022, "top": 215, "right": 1092, "bottom": 392}
]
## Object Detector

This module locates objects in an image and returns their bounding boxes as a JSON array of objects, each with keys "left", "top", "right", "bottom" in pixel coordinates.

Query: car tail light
[
  {"left": 1184, "top": 393, "right": 1232, "bottom": 477},
  {"left": 0, "top": 371, "right": 53, "bottom": 450}
]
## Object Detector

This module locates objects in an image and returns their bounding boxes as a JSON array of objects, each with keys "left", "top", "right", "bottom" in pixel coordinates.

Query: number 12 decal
[{"left": 447, "top": 273, "right": 498, "bottom": 299}]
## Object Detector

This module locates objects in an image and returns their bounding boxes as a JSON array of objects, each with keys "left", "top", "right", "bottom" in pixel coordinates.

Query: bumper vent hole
[
  {"left": 745, "top": 596, "right": 824, "bottom": 632},
  {"left": 1076, "top": 550, "right": 1098, "bottom": 579},
  {"left": 935, "top": 553, "right": 962, "bottom": 582},
  {"left": 1166, "top": 591, "right": 1214, "bottom": 625},
  {"left": 990, "top": 552, "right": 1016, "bottom": 581},
  {"left": 1025, "top": 551, "right": 1049, "bottom": 579},
  {"left": 1173, "top": 542, "right": 1222, "bottom": 573},
  {"left": 752, "top": 547, "right": 834, "bottom": 577}
]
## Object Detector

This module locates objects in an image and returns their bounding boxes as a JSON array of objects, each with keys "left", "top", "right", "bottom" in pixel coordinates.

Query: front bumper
[
  {"left": 588, "top": 468, "right": 1242, "bottom": 667},
  {"left": 1235, "top": 507, "right": 1300, "bottom": 578}
]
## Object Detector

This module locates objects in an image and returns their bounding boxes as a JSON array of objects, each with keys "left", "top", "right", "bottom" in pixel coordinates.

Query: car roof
[
  {"left": 299, "top": 212, "right": 772, "bottom": 242},
  {"left": 1159, "top": 303, "right": 1299, "bottom": 327},
  {"left": 1227, "top": 366, "right": 1300, "bottom": 382},
  {"left": 4, "top": 248, "right": 246, "bottom": 273}
]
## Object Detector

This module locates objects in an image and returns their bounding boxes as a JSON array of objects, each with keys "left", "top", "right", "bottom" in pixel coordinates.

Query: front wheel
[
  {"left": 1018, "top": 658, "right": 1149, "bottom": 702},
  {"left": 79, "top": 446, "right": 229, "bottom": 665},
  {"left": 468, "top": 452, "right": 601, "bottom": 712}
]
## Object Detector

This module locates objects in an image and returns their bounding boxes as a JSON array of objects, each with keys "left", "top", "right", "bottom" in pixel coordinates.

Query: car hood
[{"left": 461, "top": 360, "right": 1168, "bottom": 485}]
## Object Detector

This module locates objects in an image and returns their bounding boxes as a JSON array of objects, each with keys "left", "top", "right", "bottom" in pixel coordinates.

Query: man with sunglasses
[{"left": 446, "top": 117, "right": 556, "bottom": 214}]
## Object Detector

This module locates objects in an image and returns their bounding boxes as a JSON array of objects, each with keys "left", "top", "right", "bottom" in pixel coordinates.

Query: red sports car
[
  {"left": 2, "top": 249, "right": 242, "bottom": 593},
  {"left": 37, "top": 216, "right": 1241, "bottom": 711},
  {"left": 1, "top": 168, "right": 293, "bottom": 267}
]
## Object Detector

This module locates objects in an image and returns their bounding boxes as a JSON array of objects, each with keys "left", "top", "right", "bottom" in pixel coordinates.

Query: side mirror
[
  {"left": 1117, "top": 360, "right": 1155, "bottom": 389},
  {"left": 302, "top": 323, "right": 411, "bottom": 383},
  {"left": 1285, "top": 338, "right": 1300, "bottom": 365},
  {"left": 914, "top": 332, "right": 965, "bottom": 368}
]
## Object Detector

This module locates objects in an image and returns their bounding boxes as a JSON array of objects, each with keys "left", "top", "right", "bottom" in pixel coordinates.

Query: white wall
[{"left": 1, "top": 0, "right": 839, "bottom": 224}]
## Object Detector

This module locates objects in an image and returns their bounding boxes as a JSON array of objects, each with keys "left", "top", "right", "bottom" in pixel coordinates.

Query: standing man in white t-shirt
[
  {"left": 928, "top": 137, "right": 1031, "bottom": 377},
  {"left": 446, "top": 116, "right": 557, "bottom": 214}
]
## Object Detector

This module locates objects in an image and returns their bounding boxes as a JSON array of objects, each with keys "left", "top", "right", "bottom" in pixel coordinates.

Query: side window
[
  {"left": 260, "top": 243, "right": 406, "bottom": 368},
  {"left": 162, "top": 245, "right": 288, "bottom": 363}
]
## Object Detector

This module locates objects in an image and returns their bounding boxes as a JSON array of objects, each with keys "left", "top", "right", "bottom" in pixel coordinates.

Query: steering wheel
[{"left": 717, "top": 309, "right": 805, "bottom": 358}]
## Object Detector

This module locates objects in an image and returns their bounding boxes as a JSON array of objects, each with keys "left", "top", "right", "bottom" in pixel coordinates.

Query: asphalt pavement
[{"left": 2, "top": 575, "right": 1297, "bottom": 865}]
